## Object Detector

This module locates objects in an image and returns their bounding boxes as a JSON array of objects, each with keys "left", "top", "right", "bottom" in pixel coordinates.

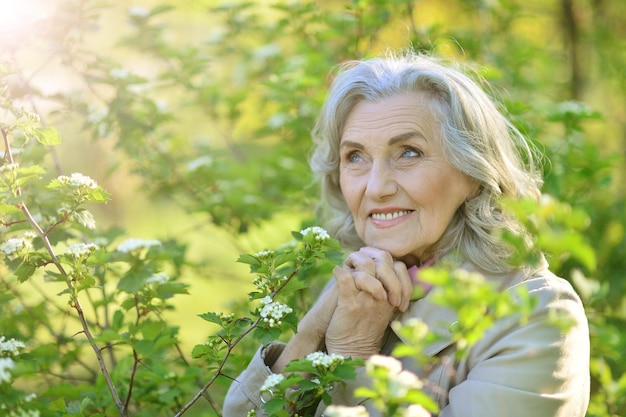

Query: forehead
[{"left": 341, "top": 92, "right": 441, "bottom": 140}]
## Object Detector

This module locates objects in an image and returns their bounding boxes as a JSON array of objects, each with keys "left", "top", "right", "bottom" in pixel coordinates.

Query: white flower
[
  {"left": 0, "top": 357, "right": 15, "bottom": 383},
  {"left": 255, "top": 249, "right": 274, "bottom": 258},
  {"left": 58, "top": 173, "right": 98, "bottom": 189},
  {"left": 403, "top": 404, "right": 431, "bottom": 417},
  {"left": 87, "top": 104, "right": 108, "bottom": 124},
  {"left": 259, "top": 297, "right": 293, "bottom": 328},
  {"left": 0, "top": 163, "right": 19, "bottom": 174},
  {"left": 300, "top": 226, "right": 330, "bottom": 241},
  {"left": 65, "top": 242, "right": 98, "bottom": 258},
  {"left": 0, "top": 238, "right": 32, "bottom": 256},
  {"left": 0, "top": 336, "right": 25, "bottom": 355},
  {"left": 145, "top": 272, "right": 169, "bottom": 286},
  {"left": 186, "top": 156, "right": 213, "bottom": 171},
  {"left": 128, "top": 6, "right": 150, "bottom": 18},
  {"left": 216, "top": 312, "right": 235, "bottom": 322},
  {"left": 305, "top": 351, "right": 345, "bottom": 369},
  {"left": 260, "top": 373, "right": 284, "bottom": 392},
  {"left": 389, "top": 370, "right": 423, "bottom": 397},
  {"left": 156, "top": 100, "right": 168, "bottom": 113},
  {"left": 366, "top": 354, "right": 403, "bottom": 374},
  {"left": 109, "top": 68, "right": 130, "bottom": 80},
  {"left": 324, "top": 405, "right": 369, "bottom": 417},
  {"left": 116, "top": 238, "right": 161, "bottom": 253}
]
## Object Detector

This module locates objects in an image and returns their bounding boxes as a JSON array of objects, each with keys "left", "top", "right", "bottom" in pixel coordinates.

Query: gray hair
[{"left": 309, "top": 52, "right": 543, "bottom": 274}]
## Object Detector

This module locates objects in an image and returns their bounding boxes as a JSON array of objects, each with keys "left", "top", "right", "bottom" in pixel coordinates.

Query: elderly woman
[{"left": 223, "top": 53, "right": 590, "bottom": 417}]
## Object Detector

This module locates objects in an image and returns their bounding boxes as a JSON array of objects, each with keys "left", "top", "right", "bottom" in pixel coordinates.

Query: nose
[{"left": 365, "top": 159, "right": 398, "bottom": 200}]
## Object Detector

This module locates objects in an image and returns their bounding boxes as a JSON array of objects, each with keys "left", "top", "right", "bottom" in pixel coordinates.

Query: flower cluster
[
  {"left": 0, "top": 336, "right": 25, "bottom": 385},
  {"left": 324, "top": 405, "right": 370, "bottom": 417},
  {"left": 0, "top": 232, "right": 36, "bottom": 258},
  {"left": 261, "top": 373, "right": 285, "bottom": 393},
  {"left": 366, "top": 355, "right": 423, "bottom": 396},
  {"left": 145, "top": 272, "right": 170, "bottom": 286},
  {"left": 252, "top": 274, "right": 287, "bottom": 293},
  {"left": 0, "top": 336, "right": 25, "bottom": 356},
  {"left": 0, "top": 237, "right": 32, "bottom": 256},
  {"left": 57, "top": 173, "right": 98, "bottom": 189},
  {"left": 0, "top": 163, "right": 19, "bottom": 175},
  {"left": 128, "top": 6, "right": 150, "bottom": 18},
  {"left": 305, "top": 351, "right": 345, "bottom": 370},
  {"left": 259, "top": 296, "right": 293, "bottom": 328},
  {"left": 215, "top": 312, "right": 235, "bottom": 324},
  {"left": 65, "top": 242, "right": 98, "bottom": 258},
  {"left": 109, "top": 68, "right": 130, "bottom": 80},
  {"left": 203, "top": 337, "right": 223, "bottom": 349},
  {"left": 0, "top": 357, "right": 15, "bottom": 383},
  {"left": 116, "top": 238, "right": 161, "bottom": 253},
  {"left": 300, "top": 226, "right": 330, "bottom": 242}
]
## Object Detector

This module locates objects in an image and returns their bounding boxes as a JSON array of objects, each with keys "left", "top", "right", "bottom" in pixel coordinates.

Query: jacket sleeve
[
  {"left": 222, "top": 342, "right": 286, "bottom": 417},
  {"left": 437, "top": 276, "right": 590, "bottom": 417}
]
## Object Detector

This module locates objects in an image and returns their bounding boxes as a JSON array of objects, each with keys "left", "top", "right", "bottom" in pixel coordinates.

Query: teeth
[{"left": 371, "top": 210, "right": 411, "bottom": 220}]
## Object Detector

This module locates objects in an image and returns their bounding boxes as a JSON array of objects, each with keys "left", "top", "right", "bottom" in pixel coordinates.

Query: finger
[
  {"left": 393, "top": 261, "right": 413, "bottom": 312},
  {"left": 351, "top": 270, "right": 387, "bottom": 301},
  {"left": 333, "top": 265, "right": 387, "bottom": 301},
  {"left": 344, "top": 251, "right": 376, "bottom": 276},
  {"left": 357, "top": 247, "right": 405, "bottom": 308}
]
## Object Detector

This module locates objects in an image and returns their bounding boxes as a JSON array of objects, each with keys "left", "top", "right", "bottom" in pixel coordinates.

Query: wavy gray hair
[{"left": 309, "top": 52, "right": 543, "bottom": 274}]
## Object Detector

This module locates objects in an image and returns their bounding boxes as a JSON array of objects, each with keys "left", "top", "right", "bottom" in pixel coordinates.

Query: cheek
[{"left": 339, "top": 174, "right": 360, "bottom": 214}]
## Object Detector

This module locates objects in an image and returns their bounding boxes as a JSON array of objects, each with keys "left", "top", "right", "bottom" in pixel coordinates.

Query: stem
[
  {"left": 175, "top": 262, "right": 305, "bottom": 416},
  {"left": 1, "top": 129, "right": 128, "bottom": 416},
  {"left": 173, "top": 316, "right": 263, "bottom": 417}
]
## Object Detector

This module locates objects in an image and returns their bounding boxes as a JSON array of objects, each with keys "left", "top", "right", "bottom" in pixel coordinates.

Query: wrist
[{"left": 270, "top": 331, "right": 322, "bottom": 373}]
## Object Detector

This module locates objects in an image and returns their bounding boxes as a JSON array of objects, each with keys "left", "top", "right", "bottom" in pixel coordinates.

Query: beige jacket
[{"left": 222, "top": 260, "right": 590, "bottom": 417}]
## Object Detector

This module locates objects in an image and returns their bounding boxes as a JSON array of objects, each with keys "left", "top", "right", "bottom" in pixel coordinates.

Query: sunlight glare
[{"left": 0, "top": 0, "right": 47, "bottom": 48}]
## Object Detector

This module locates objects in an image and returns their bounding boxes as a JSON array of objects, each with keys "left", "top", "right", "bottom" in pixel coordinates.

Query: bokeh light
[{"left": 0, "top": 0, "right": 50, "bottom": 51}]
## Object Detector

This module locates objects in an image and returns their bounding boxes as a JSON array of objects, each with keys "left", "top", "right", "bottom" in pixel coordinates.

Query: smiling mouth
[{"left": 370, "top": 210, "right": 413, "bottom": 221}]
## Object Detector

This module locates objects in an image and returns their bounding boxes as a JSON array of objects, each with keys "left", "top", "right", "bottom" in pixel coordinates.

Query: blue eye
[
  {"left": 347, "top": 150, "right": 362, "bottom": 163},
  {"left": 401, "top": 146, "right": 422, "bottom": 158}
]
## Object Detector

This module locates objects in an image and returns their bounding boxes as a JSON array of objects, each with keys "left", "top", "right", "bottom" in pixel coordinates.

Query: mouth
[{"left": 370, "top": 210, "right": 413, "bottom": 221}]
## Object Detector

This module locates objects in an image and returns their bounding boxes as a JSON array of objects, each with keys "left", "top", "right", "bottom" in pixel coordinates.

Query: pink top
[{"left": 407, "top": 253, "right": 445, "bottom": 299}]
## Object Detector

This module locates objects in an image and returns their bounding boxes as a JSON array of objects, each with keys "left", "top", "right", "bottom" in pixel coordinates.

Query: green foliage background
[{"left": 1, "top": 0, "right": 625, "bottom": 416}]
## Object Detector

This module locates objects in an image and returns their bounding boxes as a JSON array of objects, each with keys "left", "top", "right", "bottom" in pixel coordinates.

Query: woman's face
[{"left": 339, "top": 92, "right": 475, "bottom": 266}]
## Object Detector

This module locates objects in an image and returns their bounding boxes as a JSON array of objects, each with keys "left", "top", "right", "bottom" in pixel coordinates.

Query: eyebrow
[{"left": 340, "top": 130, "right": 426, "bottom": 149}]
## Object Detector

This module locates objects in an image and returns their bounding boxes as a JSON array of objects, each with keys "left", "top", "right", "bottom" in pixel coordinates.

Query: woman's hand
[
  {"left": 345, "top": 247, "right": 413, "bottom": 312},
  {"left": 270, "top": 283, "right": 339, "bottom": 373},
  {"left": 325, "top": 247, "right": 413, "bottom": 359}
]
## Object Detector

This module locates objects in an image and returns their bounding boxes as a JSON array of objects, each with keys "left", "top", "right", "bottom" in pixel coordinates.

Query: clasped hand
[
  {"left": 303, "top": 247, "right": 413, "bottom": 359},
  {"left": 271, "top": 247, "right": 413, "bottom": 373}
]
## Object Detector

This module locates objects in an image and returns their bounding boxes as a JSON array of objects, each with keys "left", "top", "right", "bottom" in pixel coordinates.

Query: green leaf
[
  {"left": 198, "top": 311, "right": 223, "bottom": 325},
  {"left": 16, "top": 262, "right": 37, "bottom": 282},
  {"left": 33, "top": 126, "right": 62, "bottom": 145},
  {"left": 253, "top": 326, "right": 281, "bottom": 344},
  {"left": 117, "top": 269, "right": 151, "bottom": 293},
  {"left": 237, "top": 253, "right": 261, "bottom": 268},
  {"left": 191, "top": 343, "right": 214, "bottom": 359},
  {"left": 263, "top": 398, "right": 288, "bottom": 416}
]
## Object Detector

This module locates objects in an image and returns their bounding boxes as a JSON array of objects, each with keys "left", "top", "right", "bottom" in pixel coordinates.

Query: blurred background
[{"left": 1, "top": 0, "right": 625, "bottom": 415}]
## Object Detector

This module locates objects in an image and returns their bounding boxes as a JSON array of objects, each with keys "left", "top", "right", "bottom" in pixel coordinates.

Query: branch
[
  {"left": 1, "top": 128, "right": 128, "bottom": 416},
  {"left": 174, "top": 261, "right": 304, "bottom": 416}
]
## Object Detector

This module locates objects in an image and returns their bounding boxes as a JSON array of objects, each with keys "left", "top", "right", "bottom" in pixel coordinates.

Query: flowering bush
[{"left": 1, "top": 0, "right": 620, "bottom": 416}]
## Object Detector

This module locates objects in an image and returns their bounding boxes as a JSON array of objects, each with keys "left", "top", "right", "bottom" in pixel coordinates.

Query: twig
[
  {"left": 1, "top": 129, "right": 127, "bottom": 416},
  {"left": 174, "top": 262, "right": 303, "bottom": 416}
]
